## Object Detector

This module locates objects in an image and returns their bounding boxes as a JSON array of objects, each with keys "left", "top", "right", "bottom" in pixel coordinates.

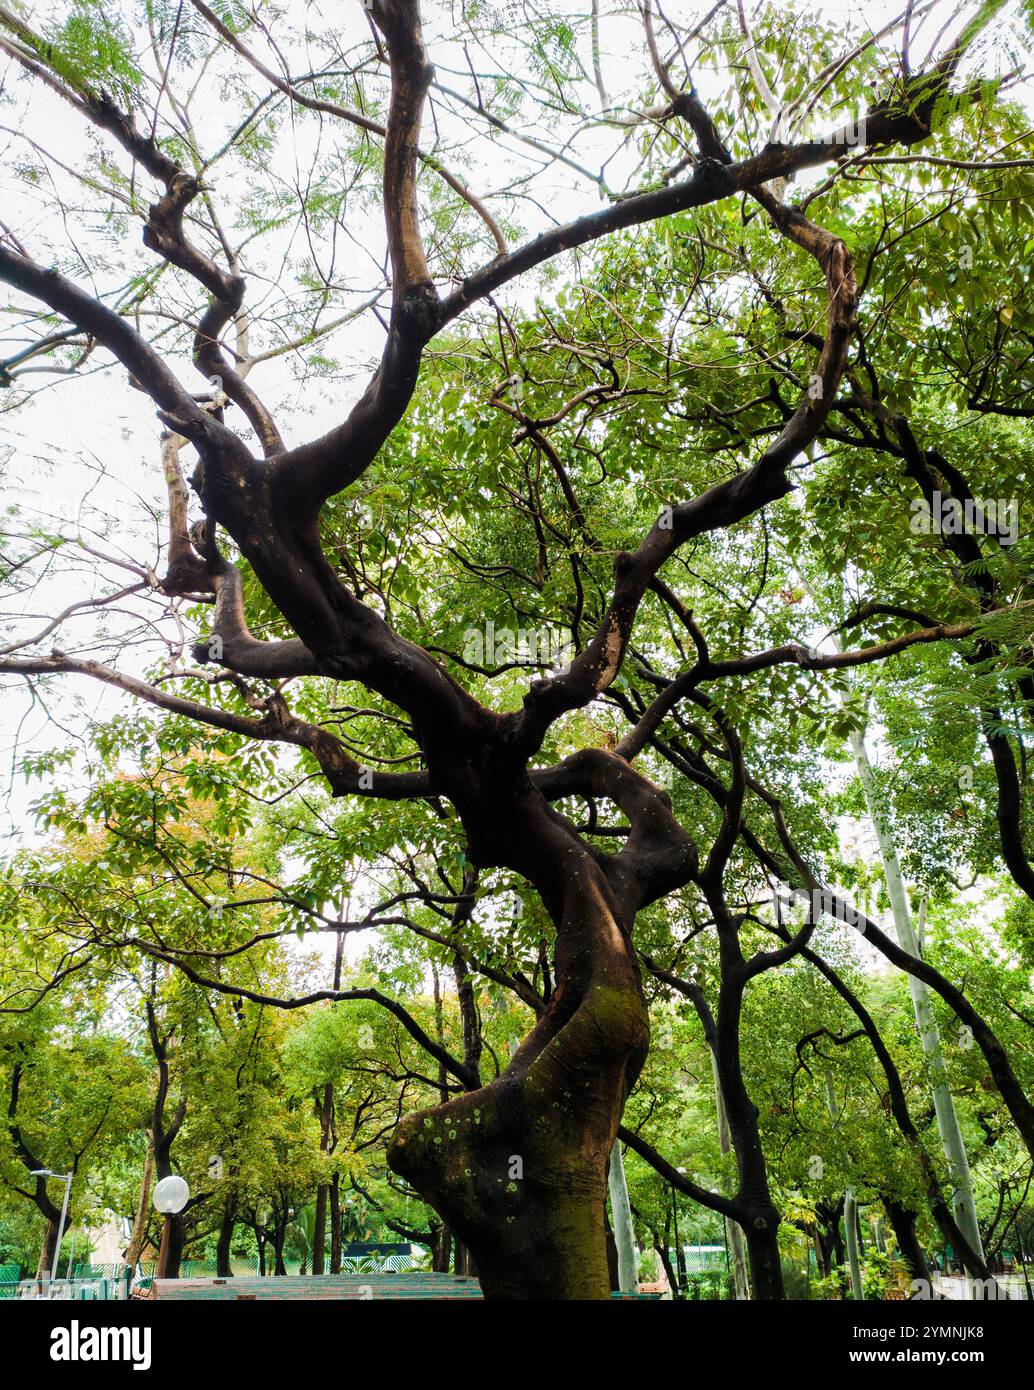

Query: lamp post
[
  {"left": 152, "top": 1175, "right": 189, "bottom": 1281},
  {"left": 29, "top": 1169, "right": 72, "bottom": 1285}
]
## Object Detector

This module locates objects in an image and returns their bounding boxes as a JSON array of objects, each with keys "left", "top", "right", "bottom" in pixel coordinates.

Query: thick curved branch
[
  {"left": 535, "top": 748, "right": 698, "bottom": 912},
  {"left": 434, "top": 85, "right": 941, "bottom": 333},
  {"left": 262, "top": 0, "right": 445, "bottom": 515},
  {"left": 192, "top": 565, "right": 319, "bottom": 678},
  {"left": 273, "top": 55, "right": 965, "bottom": 519}
]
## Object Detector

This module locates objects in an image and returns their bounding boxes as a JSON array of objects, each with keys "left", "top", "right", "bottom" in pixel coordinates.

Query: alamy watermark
[
  {"left": 51, "top": 1322, "right": 152, "bottom": 1370},
  {"left": 768, "top": 880, "right": 875, "bottom": 937},
  {"left": 462, "top": 620, "right": 573, "bottom": 673},
  {"left": 910, "top": 490, "right": 1020, "bottom": 547}
]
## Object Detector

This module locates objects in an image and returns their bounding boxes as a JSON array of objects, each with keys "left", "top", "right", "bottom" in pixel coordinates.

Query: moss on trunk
[{"left": 390, "top": 913, "right": 649, "bottom": 1298}]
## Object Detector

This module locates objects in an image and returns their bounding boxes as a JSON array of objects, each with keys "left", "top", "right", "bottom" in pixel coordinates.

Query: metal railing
[{"left": 5, "top": 1272, "right": 133, "bottom": 1301}]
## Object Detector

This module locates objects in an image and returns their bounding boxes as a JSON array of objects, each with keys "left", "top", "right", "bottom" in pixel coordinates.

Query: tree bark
[
  {"left": 822, "top": 1065, "right": 863, "bottom": 1300},
  {"left": 712, "top": 958, "right": 784, "bottom": 1299},
  {"left": 844, "top": 1187, "right": 865, "bottom": 1300},
  {"left": 314, "top": 927, "right": 345, "bottom": 1276},
  {"left": 709, "top": 1047, "right": 751, "bottom": 1299},
  {"left": 216, "top": 1198, "right": 236, "bottom": 1278},
  {"left": 884, "top": 1197, "right": 931, "bottom": 1287},
  {"left": 389, "top": 820, "right": 650, "bottom": 1299},
  {"left": 312, "top": 1182, "right": 328, "bottom": 1276},
  {"left": 36, "top": 1218, "right": 58, "bottom": 1282},
  {"left": 604, "top": 1208, "right": 620, "bottom": 1291},
  {"left": 431, "top": 1222, "right": 451, "bottom": 1273},
  {"left": 329, "top": 1174, "right": 342, "bottom": 1274},
  {"left": 163, "top": 1214, "right": 186, "bottom": 1280},
  {"left": 123, "top": 1142, "right": 154, "bottom": 1273},
  {"left": 644, "top": 939, "right": 783, "bottom": 1299},
  {"left": 272, "top": 1224, "right": 287, "bottom": 1276}
]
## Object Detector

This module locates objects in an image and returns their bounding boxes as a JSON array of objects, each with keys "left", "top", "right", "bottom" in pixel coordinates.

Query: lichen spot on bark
[{"left": 596, "top": 616, "right": 623, "bottom": 692}]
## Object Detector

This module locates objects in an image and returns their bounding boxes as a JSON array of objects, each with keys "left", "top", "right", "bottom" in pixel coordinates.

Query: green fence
[{"left": 60, "top": 1253, "right": 415, "bottom": 1284}]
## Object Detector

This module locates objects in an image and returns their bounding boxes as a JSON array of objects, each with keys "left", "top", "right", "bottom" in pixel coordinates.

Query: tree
[
  {"left": 0, "top": 969, "right": 146, "bottom": 1278},
  {"left": 2, "top": 0, "right": 1033, "bottom": 1298}
]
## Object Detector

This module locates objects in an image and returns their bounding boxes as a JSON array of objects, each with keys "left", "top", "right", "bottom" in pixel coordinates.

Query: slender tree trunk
[
  {"left": 848, "top": 724, "right": 984, "bottom": 1264},
  {"left": 872, "top": 1215, "right": 885, "bottom": 1253},
  {"left": 312, "top": 1181, "right": 328, "bottom": 1276},
  {"left": 844, "top": 1187, "right": 865, "bottom": 1300},
  {"left": 431, "top": 1222, "right": 451, "bottom": 1274},
  {"left": 36, "top": 1218, "right": 58, "bottom": 1281},
  {"left": 216, "top": 1198, "right": 236, "bottom": 1278},
  {"left": 452, "top": 873, "right": 483, "bottom": 1088},
  {"left": 123, "top": 1142, "right": 154, "bottom": 1273},
  {"left": 447, "top": 889, "right": 483, "bottom": 1288},
  {"left": 712, "top": 958, "right": 783, "bottom": 1299},
  {"left": 314, "top": 926, "right": 344, "bottom": 1276},
  {"left": 164, "top": 1214, "right": 186, "bottom": 1279},
  {"left": 656, "top": 1240, "right": 677, "bottom": 1295},
  {"left": 884, "top": 1197, "right": 930, "bottom": 1287},
  {"left": 152, "top": 1140, "right": 185, "bottom": 1278},
  {"left": 830, "top": 1199, "right": 846, "bottom": 1268},
  {"left": 667, "top": 946, "right": 774, "bottom": 1299},
  {"left": 604, "top": 1208, "right": 620, "bottom": 1290},
  {"left": 822, "top": 1065, "right": 863, "bottom": 1299},
  {"left": 607, "top": 1139, "right": 638, "bottom": 1292},
  {"left": 813, "top": 1226, "right": 830, "bottom": 1279},
  {"left": 709, "top": 1048, "right": 751, "bottom": 1299},
  {"left": 329, "top": 1175, "right": 342, "bottom": 1274},
  {"left": 311, "top": 1078, "right": 332, "bottom": 1278}
]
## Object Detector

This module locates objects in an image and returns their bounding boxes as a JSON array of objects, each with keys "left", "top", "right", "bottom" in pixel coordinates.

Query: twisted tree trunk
[
  {"left": 884, "top": 1197, "right": 931, "bottom": 1287},
  {"left": 390, "top": 806, "right": 650, "bottom": 1299}
]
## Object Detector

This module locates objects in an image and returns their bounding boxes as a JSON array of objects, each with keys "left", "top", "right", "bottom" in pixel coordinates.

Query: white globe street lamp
[
  {"left": 152, "top": 1175, "right": 190, "bottom": 1214},
  {"left": 152, "top": 1176, "right": 190, "bottom": 1281}
]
